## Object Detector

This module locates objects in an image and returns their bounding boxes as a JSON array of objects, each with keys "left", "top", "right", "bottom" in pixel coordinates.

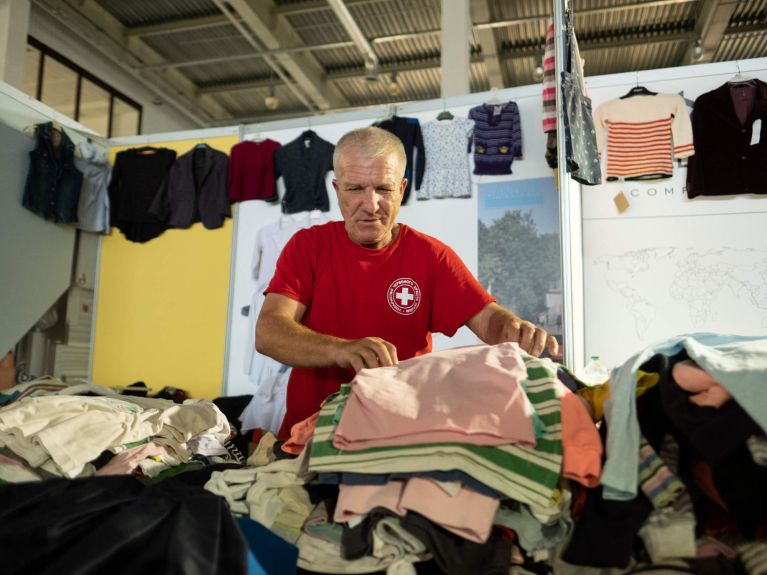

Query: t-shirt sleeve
[
  {"left": 265, "top": 229, "right": 315, "bottom": 306},
  {"left": 429, "top": 244, "right": 495, "bottom": 337}
]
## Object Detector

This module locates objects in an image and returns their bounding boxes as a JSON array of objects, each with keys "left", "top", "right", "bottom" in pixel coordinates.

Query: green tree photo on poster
[{"left": 478, "top": 178, "right": 563, "bottom": 351}]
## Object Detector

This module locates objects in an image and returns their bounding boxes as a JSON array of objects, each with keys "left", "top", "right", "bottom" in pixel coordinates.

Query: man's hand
[
  {"left": 500, "top": 316, "right": 559, "bottom": 357},
  {"left": 466, "top": 303, "right": 559, "bottom": 358},
  {"left": 334, "top": 337, "right": 399, "bottom": 373}
]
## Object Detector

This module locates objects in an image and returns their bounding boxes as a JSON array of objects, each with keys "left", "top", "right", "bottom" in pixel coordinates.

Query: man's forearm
[{"left": 255, "top": 312, "right": 346, "bottom": 368}]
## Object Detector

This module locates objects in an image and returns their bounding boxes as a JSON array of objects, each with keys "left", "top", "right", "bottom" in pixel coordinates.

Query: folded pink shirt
[
  {"left": 334, "top": 477, "right": 500, "bottom": 543},
  {"left": 333, "top": 342, "right": 535, "bottom": 451}
]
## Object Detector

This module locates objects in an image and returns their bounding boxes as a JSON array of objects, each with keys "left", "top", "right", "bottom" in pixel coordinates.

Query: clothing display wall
[
  {"left": 92, "top": 136, "right": 237, "bottom": 400},
  {"left": 224, "top": 92, "right": 552, "bottom": 397},
  {"left": 580, "top": 59, "right": 767, "bottom": 369}
]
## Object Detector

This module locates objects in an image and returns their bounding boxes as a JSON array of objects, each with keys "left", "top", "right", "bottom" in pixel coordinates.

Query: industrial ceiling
[{"left": 32, "top": 0, "right": 767, "bottom": 127}]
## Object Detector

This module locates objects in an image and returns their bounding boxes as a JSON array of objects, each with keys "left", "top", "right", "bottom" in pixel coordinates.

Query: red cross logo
[{"left": 387, "top": 278, "right": 421, "bottom": 315}]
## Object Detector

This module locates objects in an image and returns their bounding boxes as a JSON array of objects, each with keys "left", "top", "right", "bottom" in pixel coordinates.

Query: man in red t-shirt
[{"left": 257, "top": 127, "right": 558, "bottom": 438}]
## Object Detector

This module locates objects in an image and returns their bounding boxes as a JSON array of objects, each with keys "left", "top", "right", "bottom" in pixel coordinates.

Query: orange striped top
[{"left": 594, "top": 93, "right": 694, "bottom": 181}]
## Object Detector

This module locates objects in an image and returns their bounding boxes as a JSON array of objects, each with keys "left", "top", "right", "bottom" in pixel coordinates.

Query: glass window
[
  {"left": 111, "top": 97, "right": 140, "bottom": 137},
  {"left": 24, "top": 45, "right": 41, "bottom": 99},
  {"left": 40, "top": 56, "right": 77, "bottom": 119},
  {"left": 78, "top": 79, "right": 110, "bottom": 136}
]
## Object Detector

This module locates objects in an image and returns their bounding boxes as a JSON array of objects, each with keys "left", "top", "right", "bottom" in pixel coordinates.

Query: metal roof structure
[{"left": 32, "top": 0, "right": 767, "bottom": 127}]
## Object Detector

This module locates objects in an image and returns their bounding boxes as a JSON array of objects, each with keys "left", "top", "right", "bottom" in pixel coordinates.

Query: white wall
[{"left": 29, "top": 7, "right": 197, "bottom": 136}]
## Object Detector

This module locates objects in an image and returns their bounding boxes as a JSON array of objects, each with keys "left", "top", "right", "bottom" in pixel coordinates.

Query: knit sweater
[
  {"left": 468, "top": 102, "right": 523, "bottom": 175},
  {"left": 594, "top": 93, "right": 694, "bottom": 181}
]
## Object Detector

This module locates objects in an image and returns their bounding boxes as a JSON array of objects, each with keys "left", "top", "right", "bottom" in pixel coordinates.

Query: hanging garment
[
  {"left": 561, "top": 27, "right": 602, "bottom": 186},
  {"left": 240, "top": 211, "right": 330, "bottom": 434},
  {"left": 686, "top": 79, "right": 767, "bottom": 198},
  {"left": 108, "top": 146, "right": 176, "bottom": 243},
  {"left": 22, "top": 122, "right": 83, "bottom": 223},
  {"left": 74, "top": 140, "right": 111, "bottom": 233},
  {"left": 594, "top": 93, "right": 694, "bottom": 181},
  {"left": 274, "top": 130, "right": 334, "bottom": 214},
  {"left": 468, "top": 101, "right": 522, "bottom": 175},
  {"left": 228, "top": 138, "right": 282, "bottom": 203},
  {"left": 149, "top": 144, "right": 230, "bottom": 230},
  {"left": 373, "top": 115, "right": 426, "bottom": 203},
  {"left": 417, "top": 117, "right": 474, "bottom": 200},
  {"left": 542, "top": 19, "right": 557, "bottom": 134}
]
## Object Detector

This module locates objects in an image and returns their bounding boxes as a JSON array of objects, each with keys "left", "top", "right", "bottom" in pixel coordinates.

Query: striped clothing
[
  {"left": 308, "top": 356, "right": 563, "bottom": 508},
  {"left": 638, "top": 435, "right": 686, "bottom": 509},
  {"left": 594, "top": 93, "right": 694, "bottom": 181},
  {"left": 468, "top": 102, "right": 523, "bottom": 175},
  {"left": 542, "top": 20, "right": 556, "bottom": 133}
]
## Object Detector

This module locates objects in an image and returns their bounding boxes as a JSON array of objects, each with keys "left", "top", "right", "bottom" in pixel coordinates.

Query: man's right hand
[{"left": 334, "top": 337, "right": 399, "bottom": 373}]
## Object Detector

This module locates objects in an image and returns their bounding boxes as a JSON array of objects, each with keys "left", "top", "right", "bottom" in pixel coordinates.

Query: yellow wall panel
[{"left": 92, "top": 136, "right": 237, "bottom": 399}]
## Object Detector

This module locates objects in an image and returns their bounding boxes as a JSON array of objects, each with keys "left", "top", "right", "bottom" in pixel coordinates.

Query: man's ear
[{"left": 400, "top": 178, "right": 408, "bottom": 196}]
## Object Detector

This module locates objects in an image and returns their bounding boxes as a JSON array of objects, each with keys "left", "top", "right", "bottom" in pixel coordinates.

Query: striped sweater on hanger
[{"left": 594, "top": 93, "right": 694, "bottom": 181}]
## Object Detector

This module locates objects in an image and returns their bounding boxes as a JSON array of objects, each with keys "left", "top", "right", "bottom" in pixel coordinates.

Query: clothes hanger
[
  {"left": 483, "top": 87, "right": 505, "bottom": 106},
  {"left": 244, "top": 125, "right": 265, "bottom": 142},
  {"left": 382, "top": 104, "right": 397, "bottom": 120},
  {"left": 620, "top": 73, "right": 658, "bottom": 99},
  {"left": 436, "top": 98, "right": 454, "bottom": 120},
  {"left": 728, "top": 61, "right": 755, "bottom": 86}
]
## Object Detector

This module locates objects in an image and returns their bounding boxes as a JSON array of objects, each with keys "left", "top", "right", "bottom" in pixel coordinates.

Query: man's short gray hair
[{"left": 333, "top": 127, "right": 406, "bottom": 178}]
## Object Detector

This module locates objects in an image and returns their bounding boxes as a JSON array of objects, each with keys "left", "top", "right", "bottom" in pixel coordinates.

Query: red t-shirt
[{"left": 266, "top": 221, "right": 494, "bottom": 437}]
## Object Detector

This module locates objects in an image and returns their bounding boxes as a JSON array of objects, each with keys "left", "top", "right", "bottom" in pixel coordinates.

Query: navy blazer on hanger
[{"left": 150, "top": 144, "right": 231, "bottom": 229}]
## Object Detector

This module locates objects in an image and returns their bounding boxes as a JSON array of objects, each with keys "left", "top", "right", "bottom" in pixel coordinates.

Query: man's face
[{"left": 333, "top": 150, "right": 407, "bottom": 249}]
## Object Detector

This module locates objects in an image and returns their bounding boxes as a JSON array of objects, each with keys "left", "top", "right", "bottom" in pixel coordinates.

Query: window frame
[{"left": 27, "top": 36, "right": 143, "bottom": 137}]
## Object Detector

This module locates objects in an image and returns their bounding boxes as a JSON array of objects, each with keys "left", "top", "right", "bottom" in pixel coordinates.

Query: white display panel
[{"left": 581, "top": 58, "right": 767, "bottom": 370}]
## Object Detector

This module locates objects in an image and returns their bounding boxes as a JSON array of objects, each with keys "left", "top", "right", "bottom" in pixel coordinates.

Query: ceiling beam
[
  {"left": 355, "top": 30, "right": 695, "bottom": 78},
  {"left": 681, "top": 0, "right": 739, "bottom": 64},
  {"left": 225, "top": 0, "right": 348, "bottom": 111},
  {"left": 141, "top": 40, "right": 354, "bottom": 71},
  {"left": 272, "top": 0, "right": 696, "bottom": 19},
  {"left": 31, "top": 0, "right": 231, "bottom": 126},
  {"left": 471, "top": 0, "right": 506, "bottom": 88},
  {"left": 273, "top": 0, "right": 388, "bottom": 16},
  {"left": 200, "top": 28, "right": 696, "bottom": 91},
  {"left": 124, "top": 14, "right": 237, "bottom": 37}
]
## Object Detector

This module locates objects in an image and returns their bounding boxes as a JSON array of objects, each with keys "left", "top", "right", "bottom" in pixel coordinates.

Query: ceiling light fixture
[
  {"left": 264, "top": 72, "right": 279, "bottom": 110},
  {"left": 533, "top": 56, "right": 544, "bottom": 82},
  {"left": 387, "top": 69, "right": 400, "bottom": 97},
  {"left": 691, "top": 38, "right": 705, "bottom": 62}
]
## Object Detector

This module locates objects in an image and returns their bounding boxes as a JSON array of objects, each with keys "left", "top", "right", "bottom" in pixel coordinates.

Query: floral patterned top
[{"left": 417, "top": 117, "right": 475, "bottom": 200}]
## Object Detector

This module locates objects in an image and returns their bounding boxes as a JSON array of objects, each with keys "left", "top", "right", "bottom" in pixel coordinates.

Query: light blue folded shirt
[{"left": 602, "top": 332, "right": 767, "bottom": 501}]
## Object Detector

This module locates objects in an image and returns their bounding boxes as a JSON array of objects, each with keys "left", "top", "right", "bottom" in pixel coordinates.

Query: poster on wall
[{"left": 477, "top": 177, "right": 564, "bottom": 359}]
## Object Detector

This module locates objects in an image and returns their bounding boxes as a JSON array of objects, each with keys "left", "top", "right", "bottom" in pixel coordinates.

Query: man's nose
[{"left": 362, "top": 188, "right": 379, "bottom": 211}]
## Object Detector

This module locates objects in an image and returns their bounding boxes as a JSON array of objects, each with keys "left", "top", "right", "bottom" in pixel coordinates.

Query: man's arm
[
  {"left": 466, "top": 302, "right": 559, "bottom": 357},
  {"left": 255, "top": 292, "right": 399, "bottom": 373}
]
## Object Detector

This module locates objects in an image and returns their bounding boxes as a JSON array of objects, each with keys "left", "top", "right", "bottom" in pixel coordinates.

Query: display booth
[{"left": 1, "top": 47, "right": 766, "bottom": 574}]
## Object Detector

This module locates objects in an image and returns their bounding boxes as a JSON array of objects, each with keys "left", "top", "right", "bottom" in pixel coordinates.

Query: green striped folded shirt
[{"left": 308, "top": 355, "right": 563, "bottom": 508}]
